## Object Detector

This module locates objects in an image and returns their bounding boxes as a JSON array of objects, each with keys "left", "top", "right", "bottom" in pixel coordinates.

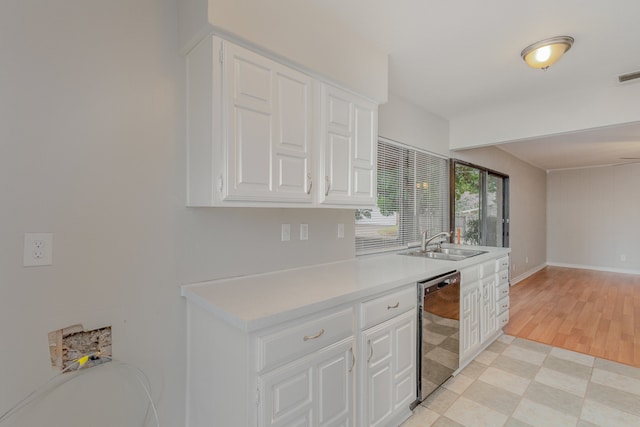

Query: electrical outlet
[
  {"left": 300, "top": 224, "right": 309, "bottom": 241},
  {"left": 281, "top": 224, "right": 290, "bottom": 241},
  {"left": 24, "top": 232, "right": 53, "bottom": 266},
  {"left": 338, "top": 223, "right": 345, "bottom": 239}
]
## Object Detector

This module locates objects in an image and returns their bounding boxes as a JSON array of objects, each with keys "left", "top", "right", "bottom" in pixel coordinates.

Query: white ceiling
[{"left": 311, "top": 0, "right": 640, "bottom": 171}]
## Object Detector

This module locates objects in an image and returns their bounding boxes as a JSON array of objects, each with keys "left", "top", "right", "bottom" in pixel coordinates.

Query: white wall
[
  {"left": 449, "top": 83, "right": 640, "bottom": 150},
  {"left": 547, "top": 164, "right": 640, "bottom": 274},
  {"left": 0, "top": 1, "right": 355, "bottom": 425},
  {"left": 178, "top": 0, "right": 389, "bottom": 102},
  {"left": 378, "top": 94, "right": 450, "bottom": 157},
  {"left": 453, "top": 147, "right": 548, "bottom": 283}
]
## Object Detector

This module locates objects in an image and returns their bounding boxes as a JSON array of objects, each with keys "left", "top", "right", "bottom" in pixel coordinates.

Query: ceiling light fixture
[{"left": 521, "top": 36, "right": 574, "bottom": 70}]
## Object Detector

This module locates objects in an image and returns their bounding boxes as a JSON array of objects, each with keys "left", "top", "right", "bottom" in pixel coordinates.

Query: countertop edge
[{"left": 181, "top": 245, "right": 510, "bottom": 333}]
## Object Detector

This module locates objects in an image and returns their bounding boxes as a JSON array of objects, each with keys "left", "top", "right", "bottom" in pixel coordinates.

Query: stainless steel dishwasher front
[{"left": 414, "top": 270, "right": 461, "bottom": 405}]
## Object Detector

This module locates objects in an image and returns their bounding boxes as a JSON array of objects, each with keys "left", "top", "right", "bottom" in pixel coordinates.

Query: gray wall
[
  {"left": 0, "top": 1, "right": 354, "bottom": 424},
  {"left": 547, "top": 164, "right": 640, "bottom": 273}
]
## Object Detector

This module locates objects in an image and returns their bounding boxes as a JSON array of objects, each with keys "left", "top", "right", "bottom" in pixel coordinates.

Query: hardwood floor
[{"left": 504, "top": 266, "right": 640, "bottom": 367}]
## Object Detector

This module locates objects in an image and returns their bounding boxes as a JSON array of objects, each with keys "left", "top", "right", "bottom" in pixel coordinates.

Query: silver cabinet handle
[
  {"left": 349, "top": 347, "right": 356, "bottom": 372},
  {"left": 303, "top": 329, "right": 325, "bottom": 341},
  {"left": 306, "top": 173, "right": 313, "bottom": 194},
  {"left": 367, "top": 339, "right": 373, "bottom": 363},
  {"left": 325, "top": 176, "right": 331, "bottom": 196},
  {"left": 387, "top": 302, "right": 400, "bottom": 310}
]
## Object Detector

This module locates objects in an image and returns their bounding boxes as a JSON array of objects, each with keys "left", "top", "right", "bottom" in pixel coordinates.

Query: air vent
[{"left": 618, "top": 70, "right": 640, "bottom": 83}]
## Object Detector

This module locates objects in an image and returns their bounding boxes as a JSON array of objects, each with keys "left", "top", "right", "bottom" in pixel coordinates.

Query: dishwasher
[{"left": 414, "top": 270, "right": 461, "bottom": 404}]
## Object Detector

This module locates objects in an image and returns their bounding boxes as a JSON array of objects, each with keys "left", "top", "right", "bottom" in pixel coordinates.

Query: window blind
[{"left": 355, "top": 140, "right": 449, "bottom": 255}]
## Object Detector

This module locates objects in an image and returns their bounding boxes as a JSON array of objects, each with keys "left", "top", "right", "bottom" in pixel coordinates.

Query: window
[
  {"left": 355, "top": 139, "right": 449, "bottom": 255},
  {"left": 451, "top": 160, "right": 509, "bottom": 247}
]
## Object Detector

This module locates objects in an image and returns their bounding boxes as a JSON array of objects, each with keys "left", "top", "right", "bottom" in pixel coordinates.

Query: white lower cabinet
[
  {"left": 358, "top": 286, "right": 417, "bottom": 427},
  {"left": 258, "top": 338, "right": 355, "bottom": 427},
  {"left": 459, "top": 254, "right": 510, "bottom": 369},
  {"left": 361, "top": 309, "right": 416, "bottom": 427},
  {"left": 184, "top": 286, "right": 418, "bottom": 427},
  {"left": 460, "top": 275, "right": 480, "bottom": 361}
]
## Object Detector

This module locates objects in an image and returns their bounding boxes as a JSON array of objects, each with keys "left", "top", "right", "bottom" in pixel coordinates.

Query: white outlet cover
[
  {"left": 300, "top": 224, "right": 309, "bottom": 241},
  {"left": 24, "top": 232, "right": 53, "bottom": 267}
]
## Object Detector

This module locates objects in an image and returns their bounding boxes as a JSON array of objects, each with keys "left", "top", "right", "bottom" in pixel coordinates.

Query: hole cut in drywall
[{"left": 48, "top": 324, "right": 112, "bottom": 372}]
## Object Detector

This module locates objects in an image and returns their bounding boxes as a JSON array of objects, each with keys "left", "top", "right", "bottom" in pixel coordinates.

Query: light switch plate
[
  {"left": 300, "top": 224, "right": 309, "bottom": 241},
  {"left": 281, "top": 224, "right": 291, "bottom": 241},
  {"left": 24, "top": 232, "right": 53, "bottom": 267}
]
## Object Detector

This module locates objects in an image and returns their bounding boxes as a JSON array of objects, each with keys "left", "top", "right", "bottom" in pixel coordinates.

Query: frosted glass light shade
[{"left": 521, "top": 36, "right": 574, "bottom": 70}]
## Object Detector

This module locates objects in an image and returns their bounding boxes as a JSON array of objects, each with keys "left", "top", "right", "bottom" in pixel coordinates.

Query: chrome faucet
[{"left": 421, "top": 231, "right": 452, "bottom": 252}]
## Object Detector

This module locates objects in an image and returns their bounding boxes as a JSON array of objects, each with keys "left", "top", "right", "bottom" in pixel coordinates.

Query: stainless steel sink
[{"left": 399, "top": 247, "right": 487, "bottom": 261}]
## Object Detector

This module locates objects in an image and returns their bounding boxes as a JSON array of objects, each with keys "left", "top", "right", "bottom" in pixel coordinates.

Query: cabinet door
[
  {"left": 460, "top": 283, "right": 480, "bottom": 361},
  {"left": 361, "top": 309, "right": 416, "bottom": 427},
  {"left": 319, "top": 84, "right": 377, "bottom": 207},
  {"left": 222, "top": 41, "right": 313, "bottom": 203},
  {"left": 480, "top": 277, "right": 497, "bottom": 342},
  {"left": 259, "top": 339, "right": 354, "bottom": 427}
]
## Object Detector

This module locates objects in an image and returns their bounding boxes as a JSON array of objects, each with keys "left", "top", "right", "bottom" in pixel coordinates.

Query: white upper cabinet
[
  {"left": 187, "top": 36, "right": 313, "bottom": 206},
  {"left": 186, "top": 35, "right": 377, "bottom": 208},
  {"left": 318, "top": 84, "right": 377, "bottom": 207}
]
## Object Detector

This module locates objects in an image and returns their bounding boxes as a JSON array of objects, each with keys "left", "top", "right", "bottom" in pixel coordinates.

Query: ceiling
[{"left": 311, "top": 0, "right": 640, "bottom": 171}]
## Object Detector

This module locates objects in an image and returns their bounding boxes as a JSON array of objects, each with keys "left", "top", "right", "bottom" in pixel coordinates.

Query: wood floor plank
[{"left": 503, "top": 266, "right": 640, "bottom": 367}]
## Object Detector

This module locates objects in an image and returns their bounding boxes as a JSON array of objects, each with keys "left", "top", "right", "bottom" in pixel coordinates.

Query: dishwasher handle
[{"left": 419, "top": 271, "right": 460, "bottom": 295}]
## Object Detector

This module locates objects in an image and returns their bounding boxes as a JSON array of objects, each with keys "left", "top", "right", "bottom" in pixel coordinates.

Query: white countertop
[{"left": 181, "top": 245, "right": 510, "bottom": 332}]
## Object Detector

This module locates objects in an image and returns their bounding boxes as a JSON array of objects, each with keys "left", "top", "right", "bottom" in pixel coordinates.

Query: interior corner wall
[
  {"left": 547, "top": 164, "right": 640, "bottom": 274},
  {"left": 378, "top": 94, "right": 450, "bottom": 157},
  {"left": 452, "top": 147, "right": 547, "bottom": 283}
]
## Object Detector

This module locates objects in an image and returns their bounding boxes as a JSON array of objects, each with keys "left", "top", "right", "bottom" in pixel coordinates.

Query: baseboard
[
  {"left": 546, "top": 262, "right": 640, "bottom": 276},
  {"left": 511, "top": 263, "right": 547, "bottom": 285}
]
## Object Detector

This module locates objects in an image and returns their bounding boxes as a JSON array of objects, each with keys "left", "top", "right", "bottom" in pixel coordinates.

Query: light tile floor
[{"left": 402, "top": 334, "right": 640, "bottom": 427}]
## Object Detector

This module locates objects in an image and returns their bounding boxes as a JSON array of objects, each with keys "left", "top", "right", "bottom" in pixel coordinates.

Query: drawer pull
[
  {"left": 349, "top": 347, "right": 356, "bottom": 372},
  {"left": 387, "top": 302, "right": 400, "bottom": 310},
  {"left": 306, "top": 173, "right": 313, "bottom": 194},
  {"left": 325, "top": 176, "right": 331, "bottom": 196},
  {"left": 367, "top": 339, "right": 373, "bottom": 363},
  {"left": 303, "top": 329, "right": 325, "bottom": 341}
]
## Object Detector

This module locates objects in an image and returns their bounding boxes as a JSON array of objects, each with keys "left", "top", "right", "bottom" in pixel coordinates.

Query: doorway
[{"left": 450, "top": 160, "right": 509, "bottom": 247}]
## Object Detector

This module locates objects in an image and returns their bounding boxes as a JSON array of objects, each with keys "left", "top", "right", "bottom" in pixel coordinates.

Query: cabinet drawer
[
  {"left": 461, "top": 266, "right": 480, "bottom": 285},
  {"left": 257, "top": 307, "right": 353, "bottom": 372},
  {"left": 496, "top": 283, "right": 510, "bottom": 301},
  {"left": 497, "top": 310, "right": 509, "bottom": 328},
  {"left": 361, "top": 287, "right": 415, "bottom": 330},
  {"left": 480, "top": 260, "right": 497, "bottom": 278},
  {"left": 496, "top": 297, "right": 510, "bottom": 315},
  {"left": 497, "top": 269, "right": 509, "bottom": 286},
  {"left": 496, "top": 256, "right": 509, "bottom": 272}
]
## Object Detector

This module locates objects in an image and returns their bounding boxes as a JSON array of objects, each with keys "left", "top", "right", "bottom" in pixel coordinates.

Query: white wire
[
  {"left": 106, "top": 357, "right": 161, "bottom": 427},
  {"left": 0, "top": 354, "right": 160, "bottom": 427}
]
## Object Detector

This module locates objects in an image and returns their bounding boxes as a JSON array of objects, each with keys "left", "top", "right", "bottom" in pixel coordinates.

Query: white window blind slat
[{"left": 355, "top": 140, "right": 449, "bottom": 255}]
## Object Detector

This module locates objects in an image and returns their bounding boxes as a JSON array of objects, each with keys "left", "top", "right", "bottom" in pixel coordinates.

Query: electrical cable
[{"left": 0, "top": 353, "right": 160, "bottom": 427}]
